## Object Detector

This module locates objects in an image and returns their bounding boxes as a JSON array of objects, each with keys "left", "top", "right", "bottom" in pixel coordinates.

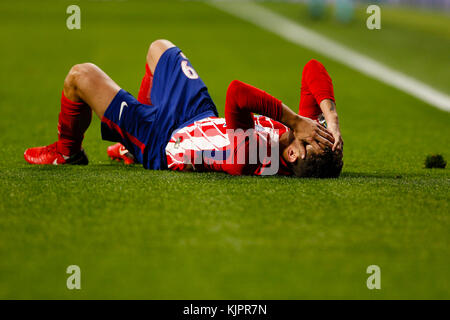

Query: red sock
[
  {"left": 56, "top": 91, "right": 92, "bottom": 156},
  {"left": 299, "top": 59, "right": 335, "bottom": 120},
  {"left": 137, "top": 64, "right": 153, "bottom": 105}
]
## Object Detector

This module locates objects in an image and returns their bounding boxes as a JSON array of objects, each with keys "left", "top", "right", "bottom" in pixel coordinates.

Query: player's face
[
  {"left": 283, "top": 138, "right": 317, "bottom": 165},
  {"left": 304, "top": 144, "right": 316, "bottom": 158},
  {"left": 283, "top": 141, "right": 316, "bottom": 176},
  {"left": 294, "top": 141, "right": 317, "bottom": 159}
]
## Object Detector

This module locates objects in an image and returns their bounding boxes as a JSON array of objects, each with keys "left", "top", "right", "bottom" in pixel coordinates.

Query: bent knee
[
  {"left": 146, "top": 39, "right": 176, "bottom": 72},
  {"left": 69, "top": 63, "right": 98, "bottom": 78},
  {"left": 65, "top": 63, "right": 98, "bottom": 87},
  {"left": 148, "top": 39, "right": 173, "bottom": 56},
  {"left": 149, "top": 39, "right": 170, "bottom": 50},
  {"left": 64, "top": 63, "right": 100, "bottom": 99}
]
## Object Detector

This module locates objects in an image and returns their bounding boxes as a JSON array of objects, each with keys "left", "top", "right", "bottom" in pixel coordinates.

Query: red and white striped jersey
[{"left": 165, "top": 115, "right": 291, "bottom": 175}]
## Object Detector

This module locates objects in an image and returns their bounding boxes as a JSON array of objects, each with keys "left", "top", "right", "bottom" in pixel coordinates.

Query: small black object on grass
[{"left": 424, "top": 154, "right": 447, "bottom": 169}]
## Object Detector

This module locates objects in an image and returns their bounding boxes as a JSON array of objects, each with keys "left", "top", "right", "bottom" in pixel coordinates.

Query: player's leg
[
  {"left": 113, "top": 40, "right": 177, "bottom": 163},
  {"left": 137, "top": 63, "right": 153, "bottom": 105},
  {"left": 136, "top": 39, "right": 175, "bottom": 105},
  {"left": 146, "top": 39, "right": 176, "bottom": 74},
  {"left": 63, "top": 63, "right": 120, "bottom": 119},
  {"left": 24, "top": 63, "right": 120, "bottom": 165},
  {"left": 137, "top": 39, "right": 217, "bottom": 170}
]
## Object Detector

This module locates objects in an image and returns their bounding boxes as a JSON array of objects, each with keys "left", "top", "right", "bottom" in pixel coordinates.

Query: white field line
[{"left": 209, "top": 1, "right": 450, "bottom": 112}]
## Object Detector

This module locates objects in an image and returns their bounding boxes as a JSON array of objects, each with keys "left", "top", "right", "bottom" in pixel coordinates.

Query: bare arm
[{"left": 319, "top": 99, "right": 343, "bottom": 151}]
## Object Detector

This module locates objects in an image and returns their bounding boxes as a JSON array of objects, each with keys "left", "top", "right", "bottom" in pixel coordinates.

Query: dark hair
[{"left": 292, "top": 148, "right": 343, "bottom": 178}]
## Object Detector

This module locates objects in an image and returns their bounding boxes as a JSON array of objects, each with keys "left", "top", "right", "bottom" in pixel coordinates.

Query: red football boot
[
  {"left": 107, "top": 143, "right": 136, "bottom": 165},
  {"left": 24, "top": 142, "right": 88, "bottom": 165}
]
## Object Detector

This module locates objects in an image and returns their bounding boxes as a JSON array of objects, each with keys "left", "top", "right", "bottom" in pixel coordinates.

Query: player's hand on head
[
  {"left": 328, "top": 124, "right": 344, "bottom": 152},
  {"left": 293, "top": 116, "right": 334, "bottom": 158}
]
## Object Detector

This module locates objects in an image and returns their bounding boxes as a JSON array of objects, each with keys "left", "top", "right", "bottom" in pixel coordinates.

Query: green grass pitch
[{"left": 0, "top": 0, "right": 449, "bottom": 299}]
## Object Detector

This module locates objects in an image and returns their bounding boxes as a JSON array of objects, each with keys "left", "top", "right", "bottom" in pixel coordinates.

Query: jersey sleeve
[
  {"left": 299, "top": 59, "right": 335, "bottom": 119},
  {"left": 224, "top": 80, "right": 283, "bottom": 130},
  {"left": 209, "top": 80, "right": 283, "bottom": 175}
]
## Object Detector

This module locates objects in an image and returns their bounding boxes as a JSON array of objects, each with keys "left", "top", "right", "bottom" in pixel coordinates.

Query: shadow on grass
[
  {"left": 18, "top": 162, "right": 138, "bottom": 170},
  {"left": 13, "top": 164, "right": 444, "bottom": 181},
  {"left": 340, "top": 171, "right": 446, "bottom": 180},
  {"left": 341, "top": 171, "right": 403, "bottom": 179}
]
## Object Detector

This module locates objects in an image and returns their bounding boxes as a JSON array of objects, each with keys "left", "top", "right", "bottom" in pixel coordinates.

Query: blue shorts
[{"left": 101, "top": 47, "right": 218, "bottom": 169}]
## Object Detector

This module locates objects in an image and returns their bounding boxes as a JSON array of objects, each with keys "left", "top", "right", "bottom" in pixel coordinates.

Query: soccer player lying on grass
[{"left": 24, "top": 39, "right": 343, "bottom": 177}]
